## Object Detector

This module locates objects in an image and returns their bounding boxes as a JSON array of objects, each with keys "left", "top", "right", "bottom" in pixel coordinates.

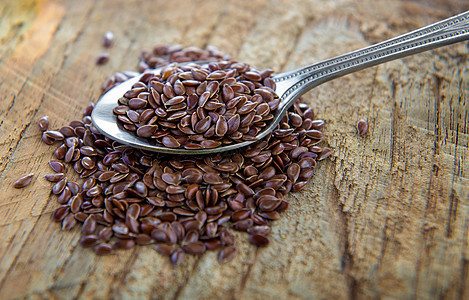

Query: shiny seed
[{"left": 13, "top": 173, "right": 34, "bottom": 188}]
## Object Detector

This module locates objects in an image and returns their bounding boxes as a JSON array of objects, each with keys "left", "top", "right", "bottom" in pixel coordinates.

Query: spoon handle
[{"left": 273, "top": 11, "right": 469, "bottom": 101}]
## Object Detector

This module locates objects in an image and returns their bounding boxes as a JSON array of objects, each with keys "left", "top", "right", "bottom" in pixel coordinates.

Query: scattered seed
[
  {"left": 96, "top": 52, "right": 110, "bottom": 65},
  {"left": 249, "top": 234, "right": 269, "bottom": 246},
  {"left": 357, "top": 119, "right": 369, "bottom": 135},
  {"left": 13, "top": 174, "right": 34, "bottom": 188},
  {"left": 102, "top": 31, "right": 114, "bottom": 48},
  {"left": 38, "top": 116, "right": 49, "bottom": 132}
]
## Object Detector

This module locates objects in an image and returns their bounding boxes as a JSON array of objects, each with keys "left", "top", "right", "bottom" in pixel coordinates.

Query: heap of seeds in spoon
[
  {"left": 113, "top": 59, "right": 279, "bottom": 149},
  {"left": 40, "top": 44, "right": 331, "bottom": 264}
]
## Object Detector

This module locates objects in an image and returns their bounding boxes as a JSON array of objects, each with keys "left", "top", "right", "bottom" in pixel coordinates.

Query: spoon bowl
[{"left": 92, "top": 11, "right": 469, "bottom": 154}]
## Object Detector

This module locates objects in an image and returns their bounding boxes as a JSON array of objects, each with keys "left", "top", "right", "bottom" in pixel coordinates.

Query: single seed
[
  {"left": 357, "top": 119, "right": 369, "bottom": 135},
  {"left": 171, "top": 248, "right": 185, "bottom": 265},
  {"left": 44, "top": 130, "right": 65, "bottom": 141},
  {"left": 94, "top": 243, "right": 114, "bottom": 255},
  {"left": 96, "top": 52, "right": 110, "bottom": 65},
  {"left": 13, "top": 174, "right": 34, "bottom": 188},
  {"left": 38, "top": 116, "right": 49, "bottom": 131}
]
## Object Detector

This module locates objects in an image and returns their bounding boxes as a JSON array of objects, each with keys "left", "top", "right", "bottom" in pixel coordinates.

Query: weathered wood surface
[{"left": 0, "top": 0, "right": 468, "bottom": 299}]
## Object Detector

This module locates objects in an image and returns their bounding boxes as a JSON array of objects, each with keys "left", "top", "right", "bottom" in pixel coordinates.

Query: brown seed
[
  {"left": 60, "top": 126, "right": 76, "bottom": 138},
  {"left": 161, "top": 172, "right": 180, "bottom": 185},
  {"left": 86, "top": 185, "right": 102, "bottom": 197},
  {"left": 38, "top": 45, "right": 331, "bottom": 259},
  {"left": 182, "top": 241, "right": 206, "bottom": 255},
  {"left": 203, "top": 172, "right": 223, "bottom": 185},
  {"left": 306, "top": 129, "right": 324, "bottom": 140},
  {"left": 206, "top": 222, "right": 218, "bottom": 238},
  {"left": 232, "top": 219, "right": 253, "bottom": 231},
  {"left": 13, "top": 173, "right": 34, "bottom": 188},
  {"left": 249, "top": 234, "right": 269, "bottom": 246},
  {"left": 52, "top": 178, "right": 67, "bottom": 194},
  {"left": 218, "top": 245, "right": 237, "bottom": 263},
  {"left": 114, "top": 239, "right": 135, "bottom": 249},
  {"left": 357, "top": 119, "right": 369, "bottom": 135},
  {"left": 44, "top": 130, "right": 65, "bottom": 141},
  {"left": 62, "top": 214, "right": 77, "bottom": 230},
  {"left": 194, "top": 116, "right": 211, "bottom": 133},
  {"left": 112, "top": 222, "right": 129, "bottom": 235},
  {"left": 247, "top": 225, "right": 271, "bottom": 236},
  {"left": 215, "top": 116, "right": 228, "bottom": 136},
  {"left": 52, "top": 205, "right": 69, "bottom": 222},
  {"left": 205, "top": 239, "right": 222, "bottom": 250},
  {"left": 151, "top": 228, "right": 169, "bottom": 243},
  {"left": 69, "top": 195, "right": 82, "bottom": 213},
  {"left": 170, "top": 248, "right": 185, "bottom": 265},
  {"left": 298, "top": 157, "right": 316, "bottom": 169},
  {"left": 153, "top": 244, "right": 176, "bottom": 256},
  {"left": 236, "top": 183, "right": 254, "bottom": 196},
  {"left": 94, "top": 243, "right": 114, "bottom": 255},
  {"left": 258, "top": 166, "right": 275, "bottom": 181},
  {"left": 146, "top": 196, "right": 165, "bottom": 207},
  {"left": 136, "top": 233, "right": 153, "bottom": 245},
  {"left": 74, "top": 212, "right": 88, "bottom": 223},
  {"left": 318, "top": 147, "right": 332, "bottom": 161},
  {"left": 258, "top": 197, "right": 280, "bottom": 211},
  {"left": 48, "top": 161, "right": 65, "bottom": 173},
  {"left": 38, "top": 116, "right": 49, "bottom": 131},
  {"left": 166, "top": 185, "right": 185, "bottom": 194},
  {"left": 200, "top": 140, "right": 222, "bottom": 149},
  {"left": 287, "top": 163, "right": 301, "bottom": 183},
  {"left": 42, "top": 133, "right": 54, "bottom": 144},
  {"left": 128, "top": 98, "right": 148, "bottom": 110},
  {"left": 232, "top": 209, "right": 251, "bottom": 222},
  {"left": 57, "top": 187, "right": 72, "bottom": 204},
  {"left": 98, "top": 227, "right": 114, "bottom": 241},
  {"left": 310, "top": 119, "right": 325, "bottom": 129}
]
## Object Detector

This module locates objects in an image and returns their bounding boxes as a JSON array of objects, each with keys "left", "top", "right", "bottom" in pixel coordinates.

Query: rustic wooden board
[{"left": 0, "top": 0, "right": 468, "bottom": 299}]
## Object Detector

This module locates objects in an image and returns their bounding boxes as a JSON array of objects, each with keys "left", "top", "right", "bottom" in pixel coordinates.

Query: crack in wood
[
  {"left": 73, "top": 277, "right": 90, "bottom": 300},
  {"left": 377, "top": 217, "right": 390, "bottom": 272},
  {"left": 458, "top": 217, "right": 469, "bottom": 299},
  {"left": 172, "top": 256, "right": 202, "bottom": 300},
  {"left": 278, "top": 13, "right": 311, "bottom": 73},
  {"left": 238, "top": 247, "right": 258, "bottom": 298},
  {"left": 108, "top": 248, "right": 140, "bottom": 298},
  {"left": 331, "top": 169, "right": 358, "bottom": 300},
  {"left": 54, "top": 0, "right": 96, "bottom": 75},
  {"left": 200, "top": 3, "right": 224, "bottom": 50},
  {"left": 0, "top": 214, "right": 47, "bottom": 290}
]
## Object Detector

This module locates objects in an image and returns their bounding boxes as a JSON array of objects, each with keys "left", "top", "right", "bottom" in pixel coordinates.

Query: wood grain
[{"left": 0, "top": 0, "right": 468, "bottom": 299}]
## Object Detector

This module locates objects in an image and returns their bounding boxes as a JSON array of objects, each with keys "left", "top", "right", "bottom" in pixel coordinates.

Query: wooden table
[{"left": 1, "top": 0, "right": 468, "bottom": 299}]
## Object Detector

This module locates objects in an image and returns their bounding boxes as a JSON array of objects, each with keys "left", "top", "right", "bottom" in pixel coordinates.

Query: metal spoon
[{"left": 92, "top": 11, "right": 469, "bottom": 155}]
